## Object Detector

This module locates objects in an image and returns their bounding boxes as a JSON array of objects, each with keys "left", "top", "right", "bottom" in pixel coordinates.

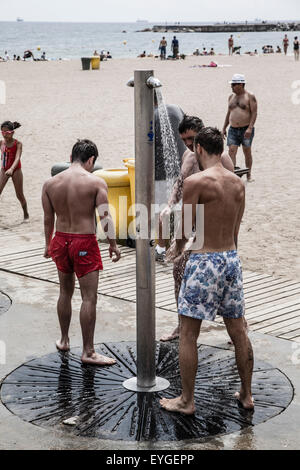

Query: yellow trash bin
[
  {"left": 91, "top": 56, "right": 100, "bottom": 70},
  {"left": 94, "top": 169, "right": 132, "bottom": 241},
  {"left": 123, "top": 158, "right": 135, "bottom": 206}
]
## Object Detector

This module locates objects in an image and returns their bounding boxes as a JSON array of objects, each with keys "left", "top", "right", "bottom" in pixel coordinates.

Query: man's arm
[
  {"left": 167, "top": 176, "right": 200, "bottom": 260},
  {"left": 41, "top": 181, "right": 55, "bottom": 258},
  {"left": 244, "top": 93, "right": 258, "bottom": 139},
  {"left": 161, "top": 150, "right": 198, "bottom": 218},
  {"left": 96, "top": 180, "right": 121, "bottom": 262},
  {"left": 234, "top": 186, "right": 245, "bottom": 249},
  {"left": 221, "top": 151, "right": 235, "bottom": 172}
]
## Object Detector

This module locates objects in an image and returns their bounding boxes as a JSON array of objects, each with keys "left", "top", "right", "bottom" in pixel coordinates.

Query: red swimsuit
[{"left": 1, "top": 139, "right": 21, "bottom": 172}]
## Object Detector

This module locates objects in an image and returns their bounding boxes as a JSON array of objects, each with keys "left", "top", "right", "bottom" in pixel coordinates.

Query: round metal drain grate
[
  {"left": 0, "top": 291, "right": 12, "bottom": 316},
  {"left": 0, "top": 342, "right": 293, "bottom": 441}
]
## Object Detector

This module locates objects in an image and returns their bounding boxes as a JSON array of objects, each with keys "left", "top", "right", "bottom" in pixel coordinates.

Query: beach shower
[{"left": 123, "top": 70, "right": 169, "bottom": 392}]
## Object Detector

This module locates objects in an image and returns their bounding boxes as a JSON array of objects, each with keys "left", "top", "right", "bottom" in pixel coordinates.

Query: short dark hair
[
  {"left": 1, "top": 121, "right": 21, "bottom": 131},
  {"left": 194, "top": 127, "right": 224, "bottom": 155},
  {"left": 178, "top": 115, "right": 204, "bottom": 134},
  {"left": 71, "top": 139, "right": 98, "bottom": 164}
]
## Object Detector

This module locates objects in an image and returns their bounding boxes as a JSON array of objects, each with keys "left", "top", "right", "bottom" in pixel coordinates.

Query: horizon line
[{"left": 1, "top": 19, "right": 300, "bottom": 24}]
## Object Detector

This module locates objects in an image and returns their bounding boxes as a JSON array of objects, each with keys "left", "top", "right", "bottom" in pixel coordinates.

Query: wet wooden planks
[{"left": 0, "top": 237, "right": 299, "bottom": 343}]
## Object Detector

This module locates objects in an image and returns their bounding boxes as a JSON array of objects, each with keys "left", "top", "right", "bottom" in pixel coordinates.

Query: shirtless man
[
  {"left": 159, "top": 36, "right": 167, "bottom": 60},
  {"left": 222, "top": 74, "right": 257, "bottom": 182},
  {"left": 159, "top": 115, "right": 234, "bottom": 341},
  {"left": 42, "top": 139, "right": 121, "bottom": 366},
  {"left": 160, "top": 127, "right": 254, "bottom": 414}
]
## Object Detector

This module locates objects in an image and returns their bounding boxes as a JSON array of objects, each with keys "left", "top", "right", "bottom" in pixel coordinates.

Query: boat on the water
[{"left": 16, "top": 17, "right": 24, "bottom": 22}]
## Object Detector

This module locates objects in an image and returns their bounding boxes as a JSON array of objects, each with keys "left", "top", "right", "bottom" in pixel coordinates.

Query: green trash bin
[{"left": 81, "top": 57, "right": 91, "bottom": 70}]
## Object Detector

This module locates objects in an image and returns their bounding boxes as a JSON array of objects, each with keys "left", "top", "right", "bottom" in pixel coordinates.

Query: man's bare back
[
  {"left": 43, "top": 164, "right": 107, "bottom": 235},
  {"left": 186, "top": 164, "right": 245, "bottom": 253}
]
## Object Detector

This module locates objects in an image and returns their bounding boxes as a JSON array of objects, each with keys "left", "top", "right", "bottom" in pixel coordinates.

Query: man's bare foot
[
  {"left": 235, "top": 391, "right": 254, "bottom": 410},
  {"left": 81, "top": 352, "right": 116, "bottom": 366},
  {"left": 56, "top": 339, "right": 70, "bottom": 352},
  {"left": 246, "top": 178, "right": 255, "bottom": 183},
  {"left": 160, "top": 396, "right": 195, "bottom": 415},
  {"left": 160, "top": 327, "right": 179, "bottom": 342}
]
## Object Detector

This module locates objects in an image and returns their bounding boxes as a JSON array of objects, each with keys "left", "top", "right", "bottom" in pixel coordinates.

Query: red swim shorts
[{"left": 49, "top": 232, "right": 103, "bottom": 278}]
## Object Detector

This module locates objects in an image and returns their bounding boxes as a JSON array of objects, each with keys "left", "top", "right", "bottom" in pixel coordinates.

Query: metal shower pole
[{"left": 123, "top": 70, "right": 169, "bottom": 392}]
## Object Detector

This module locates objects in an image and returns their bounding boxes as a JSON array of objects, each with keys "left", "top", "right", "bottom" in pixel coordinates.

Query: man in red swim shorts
[{"left": 42, "top": 139, "right": 121, "bottom": 366}]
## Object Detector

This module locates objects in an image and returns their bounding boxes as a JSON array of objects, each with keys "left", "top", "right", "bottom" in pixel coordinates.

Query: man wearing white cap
[{"left": 222, "top": 74, "right": 257, "bottom": 182}]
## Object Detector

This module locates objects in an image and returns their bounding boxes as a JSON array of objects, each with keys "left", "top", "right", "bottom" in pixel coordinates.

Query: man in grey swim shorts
[{"left": 160, "top": 127, "right": 254, "bottom": 414}]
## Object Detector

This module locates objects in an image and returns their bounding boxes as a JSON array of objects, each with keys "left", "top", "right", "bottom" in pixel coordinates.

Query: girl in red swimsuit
[{"left": 0, "top": 121, "right": 29, "bottom": 220}]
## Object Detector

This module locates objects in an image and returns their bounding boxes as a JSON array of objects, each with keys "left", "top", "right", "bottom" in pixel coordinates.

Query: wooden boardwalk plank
[{"left": 1, "top": 232, "right": 300, "bottom": 342}]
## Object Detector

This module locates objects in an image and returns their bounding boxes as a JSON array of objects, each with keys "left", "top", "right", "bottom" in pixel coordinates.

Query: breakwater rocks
[{"left": 138, "top": 22, "right": 300, "bottom": 33}]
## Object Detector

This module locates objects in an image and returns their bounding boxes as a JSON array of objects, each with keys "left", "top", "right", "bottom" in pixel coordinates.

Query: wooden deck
[{"left": 0, "top": 225, "right": 299, "bottom": 343}]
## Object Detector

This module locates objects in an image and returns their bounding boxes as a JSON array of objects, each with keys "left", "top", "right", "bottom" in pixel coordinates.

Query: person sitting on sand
[
  {"left": 138, "top": 51, "right": 146, "bottom": 58},
  {"left": 23, "top": 50, "right": 35, "bottom": 60},
  {"left": 276, "top": 46, "right": 282, "bottom": 53},
  {"left": 193, "top": 48, "right": 200, "bottom": 56},
  {"left": 160, "top": 127, "right": 254, "bottom": 414},
  {"left": 42, "top": 139, "right": 121, "bottom": 366},
  {"left": 0, "top": 121, "right": 29, "bottom": 221},
  {"left": 209, "top": 48, "right": 215, "bottom": 55}
]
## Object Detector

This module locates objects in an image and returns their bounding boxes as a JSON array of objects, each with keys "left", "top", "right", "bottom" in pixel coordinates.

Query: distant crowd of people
[
  {"left": 0, "top": 50, "right": 47, "bottom": 62},
  {"left": 137, "top": 33, "right": 300, "bottom": 61},
  {"left": 93, "top": 50, "right": 112, "bottom": 60}
]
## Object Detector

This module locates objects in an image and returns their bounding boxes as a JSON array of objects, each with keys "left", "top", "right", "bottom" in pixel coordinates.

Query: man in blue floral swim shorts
[{"left": 160, "top": 127, "right": 254, "bottom": 414}]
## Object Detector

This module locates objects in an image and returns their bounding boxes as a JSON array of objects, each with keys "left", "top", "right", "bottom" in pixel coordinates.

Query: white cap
[{"left": 229, "top": 73, "right": 246, "bottom": 84}]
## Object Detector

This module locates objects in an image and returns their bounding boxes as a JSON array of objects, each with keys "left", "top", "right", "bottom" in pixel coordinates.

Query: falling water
[{"left": 155, "top": 89, "right": 181, "bottom": 200}]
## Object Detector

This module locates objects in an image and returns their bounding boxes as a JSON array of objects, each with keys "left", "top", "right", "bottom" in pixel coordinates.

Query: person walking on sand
[
  {"left": 228, "top": 35, "right": 234, "bottom": 55},
  {"left": 159, "top": 36, "right": 167, "bottom": 60},
  {"left": 283, "top": 34, "right": 289, "bottom": 55},
  {"left": 42, "top": 139, "right": 121, "bottom": 366},
  {"left": 0, "top": 121, "right": 29, "bottom": 220},
  {"left": 171, "top": 36, "right": 179, "bottom": 59},
  {"left": 222, "top": 74, "right": 257, "bottom": 182},
  {"left": 293, "top": 37, "right": 299, "bottom": 61},
  {"left": 160, "top": 127, "right": 254, "bottom": 414}
]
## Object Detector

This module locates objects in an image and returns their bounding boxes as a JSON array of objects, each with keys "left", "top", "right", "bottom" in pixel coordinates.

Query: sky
[{"left": 1, "top": 0, "right": 299, "bottom": 22}]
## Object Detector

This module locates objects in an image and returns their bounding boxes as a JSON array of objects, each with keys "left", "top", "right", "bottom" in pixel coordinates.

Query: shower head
[
  {"left": 146, "top": 77, "right": 162, "bottom": 89},
  {"left": 126, "top": 76, "right": 162, "bottom": 88},
  {"left": 126, "top": 77, "right": 135, "bottom": 87}
]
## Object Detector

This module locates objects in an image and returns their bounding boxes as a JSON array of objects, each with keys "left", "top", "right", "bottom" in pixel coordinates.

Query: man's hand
[
  {"left": 165, "top": 240, "right": 182, "bottom": 263},
  {"left": 5, "top": 168, "right": 13, "bottom": 178},
  {"left": 244, "top": 127, "right": 253, "bottom": 140},
  {"left": 44, "top": 246, "right": 51, "bottom": 258},
  {"left": 159, "top": 205, "right": 171, "bottom": 222},
  {"left": 109, "top": 245, "right": 121, "bottom": 263},
  {"left": 221, "top": 128, "right": 227, "bottom": 139}
]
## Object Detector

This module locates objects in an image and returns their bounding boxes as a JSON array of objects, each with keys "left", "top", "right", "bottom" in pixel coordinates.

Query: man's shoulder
[{"left": 245, "top": 90, "right": 256, "bottom": 100}]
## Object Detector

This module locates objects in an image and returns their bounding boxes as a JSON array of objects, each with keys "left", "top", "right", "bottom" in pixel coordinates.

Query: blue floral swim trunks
[{"left": 178, "top": 251, "right": 245, "bottom": 321}]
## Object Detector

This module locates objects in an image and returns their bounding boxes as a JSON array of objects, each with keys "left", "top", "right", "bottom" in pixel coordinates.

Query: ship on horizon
[{"left": 16, "top": 17, "right": 24, "bottom": 22}]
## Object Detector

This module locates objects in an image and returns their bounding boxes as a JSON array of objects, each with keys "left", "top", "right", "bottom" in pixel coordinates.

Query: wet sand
[{"left": 0, "top": 54, "right": 299, "bottom": 279}]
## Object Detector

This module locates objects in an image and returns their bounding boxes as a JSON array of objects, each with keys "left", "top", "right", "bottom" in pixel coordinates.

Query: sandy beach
[{"left": 0, "top": 54, "right": 299, "bottom": 279}]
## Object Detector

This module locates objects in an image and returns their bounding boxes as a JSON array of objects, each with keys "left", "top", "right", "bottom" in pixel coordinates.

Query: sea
[{"left": 0, "top": 21, "right": 299, "bottom": 60}]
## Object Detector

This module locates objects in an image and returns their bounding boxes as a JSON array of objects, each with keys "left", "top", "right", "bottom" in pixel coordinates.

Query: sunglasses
[{"left": 1, "top": 130, "right": 14, "bottom": 135}]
